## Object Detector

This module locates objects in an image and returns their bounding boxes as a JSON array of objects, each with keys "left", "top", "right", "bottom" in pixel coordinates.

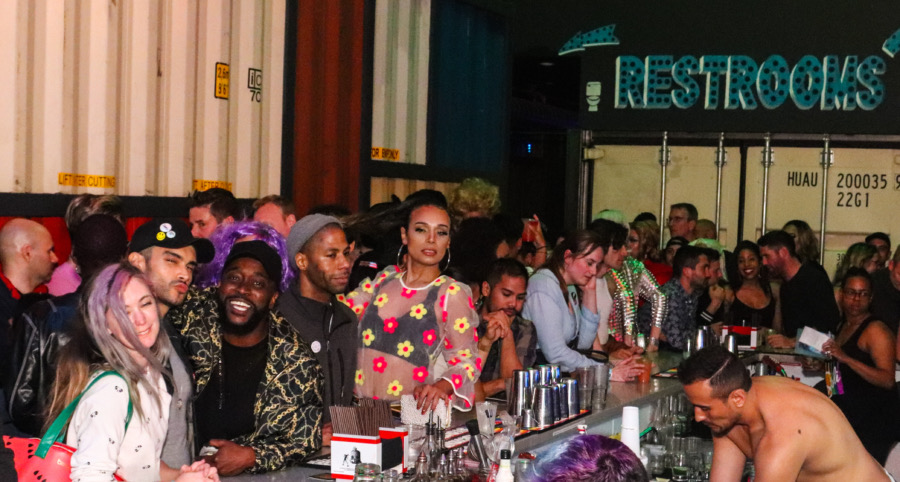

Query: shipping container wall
[
  {"left": 591, "top": 144, "right": 900, "bottom": 280},
  {"left": 370, "top": 0, "right": 431, "bottom": 165},
  {"left": 0, "top": 0, "right": 285, "bottom": 198},
  {"left": 370, "top": 177, "right": 458, "bottom": 206},
  {"left": 290, "top": 0, "right": 365, "bottom": 216},
  {"left": 591, "top": 145, "right": 742, "bottom": 248}
]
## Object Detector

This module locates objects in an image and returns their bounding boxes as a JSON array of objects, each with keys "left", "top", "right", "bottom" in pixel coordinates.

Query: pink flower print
[
  {"left": 451, "top": 374, "right": 463, "bottom": 388},
  {"left": 442, "top": 310, "right": 448, "bottom": 323},
  {"left": 464, "top": 399, "right": 471, "bottom": 409},
  {"left": 473, "top": 331, "right": 479, "bottom": 343},
  {"left": 422, "top": 329, "right": 437, "bottom": 346},
  {"left": 447, "top": 357, "right": 460, "bottom": 366},
  {"left": 475, "top": 357, "right": 483, "bottom": 371},
  {"left": 412, "top": 366, "right": 429, "bottom": 383},
  {"left": 439, "top": 295, "right": 447, "bottom": 310},
  {"left": 373, "top": 357, "right": 387, "bottom": 373},
  {"left": 383, "top": 317, "right": 398, "bottom": 334},
  {"left": 443, "top": 338, "right": 454, "bottom": 350},
  {"left": 401, "top": 288, "right": 417, "bottom": 299},
  {"left": 468, "top": 296, "right": 475, "bottom": 309}
]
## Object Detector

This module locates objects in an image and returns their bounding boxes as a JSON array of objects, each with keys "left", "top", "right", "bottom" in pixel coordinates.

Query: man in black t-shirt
[
  {"left": 175, "top": 241, "right": 323, "bottom": 476},
  {"left": 758, "top": 230, "right": 840, "bottom": 348}
]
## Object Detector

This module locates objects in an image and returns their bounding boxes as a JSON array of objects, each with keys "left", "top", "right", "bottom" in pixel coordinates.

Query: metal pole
[
  {"left": 819, "top": 134, "right": 834, "bottom": 265},
  {"left": 658, "top": 131, "right": 671, "bottom": 249},
  {"left": 714, "top": 132, "right": 726, "bottom": 230},
  {"left": 760, "top": 134, "right": 774, "bottom": 235}
]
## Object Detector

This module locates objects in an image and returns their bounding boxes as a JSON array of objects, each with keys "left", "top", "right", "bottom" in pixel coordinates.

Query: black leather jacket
[{"left": 4, "top": 292, "right": 79, "bottom": 436}]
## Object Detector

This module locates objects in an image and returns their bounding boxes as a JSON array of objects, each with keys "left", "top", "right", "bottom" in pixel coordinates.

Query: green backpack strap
[{"left": 37, "top": 370, "right": 134, "bottom": 458}]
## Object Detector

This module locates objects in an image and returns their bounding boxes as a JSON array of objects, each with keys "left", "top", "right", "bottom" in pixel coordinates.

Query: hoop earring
[
  {"left": 396, "top": 245, "right": 407, "bottom": 267},
  {"left": 440, "top": 247, "right": 451, "bottom": 272}
]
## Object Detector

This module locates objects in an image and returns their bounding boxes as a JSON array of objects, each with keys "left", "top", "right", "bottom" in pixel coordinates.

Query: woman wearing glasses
[{"left": 823, "top": 268, "right": 899, "bottom": 465}]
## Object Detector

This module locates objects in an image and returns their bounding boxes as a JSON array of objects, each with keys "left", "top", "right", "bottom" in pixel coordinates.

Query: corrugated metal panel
[
  {"left": 430, "top": 0, "right": 508, "bottom": 172},
  {"left": 371, "top": 0, "right": 430, "bottom": 165},
  {"left": 370, "top": 177, "right": 458, "bottom": 205},
  {"left": 1, "top": 0, "right": 285, "bottom": 198},
  {"left": 291, "top": 0, "right": 365, "bottom": 215}
]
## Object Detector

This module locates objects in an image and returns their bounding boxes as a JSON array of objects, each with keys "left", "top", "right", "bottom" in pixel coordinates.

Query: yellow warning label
[
  {"left": 215, "top": 62, "right": 230, "bottom": 99},
  {"left": 192, "top": 179, "right": 233, "bottom": 192},
  {"left": 57, "top": 173, "right": 116, "bottom": 188},
  {"left": 371, "top": 147, "right": 400, "bottom": 161}
]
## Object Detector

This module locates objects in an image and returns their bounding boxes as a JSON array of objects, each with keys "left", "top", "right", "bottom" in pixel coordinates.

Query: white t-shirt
[
  {"left": 594, "top": 277, "right": 613, "bottom": 346},
  {"left": 67, "top": 370, "right": 171, "bottom": 482}
]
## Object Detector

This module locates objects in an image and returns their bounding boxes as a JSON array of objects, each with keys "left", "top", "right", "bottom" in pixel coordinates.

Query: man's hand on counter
[{"left": 766, "top": 334, "right": 796, "bottom": 349}]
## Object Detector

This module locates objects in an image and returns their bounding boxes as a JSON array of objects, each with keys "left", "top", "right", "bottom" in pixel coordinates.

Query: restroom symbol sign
[{"left": 248, "top": 68, "right": 262, "bottom": 102}]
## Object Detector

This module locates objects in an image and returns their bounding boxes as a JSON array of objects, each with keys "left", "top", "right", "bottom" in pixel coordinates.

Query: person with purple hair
[
  {"left": 194, "top": 220, "right": 294, "bottom": 293},
  {"left": 538, "top": 434, "right": 649, "bottom": 482}
]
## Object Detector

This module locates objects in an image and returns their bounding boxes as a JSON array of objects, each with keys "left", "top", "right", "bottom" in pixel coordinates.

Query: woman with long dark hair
[
  {"left": 730, "top": 240, "right": 780, "bottom": 330},
  {"left": 47, "top": 263, "right": 217, "bottom": 481},
  {"left": 345, "top": 196, "right": 482, "bottom": 412},
  {"left": 523, "top": 230, "right": 641, "bottom": 379}
]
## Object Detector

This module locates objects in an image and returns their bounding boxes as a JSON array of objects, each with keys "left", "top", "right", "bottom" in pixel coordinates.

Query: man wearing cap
[
  {"left": 127, "top": 218, "right": 214, "bottom": 469},
  {"left": 277, "top": 214, "right": 355, "bottom": 446},
  {"left": 170, "top": 241, "right": 323, "bottom": 476}
]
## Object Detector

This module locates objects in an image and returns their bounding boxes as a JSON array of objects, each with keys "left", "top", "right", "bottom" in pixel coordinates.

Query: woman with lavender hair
[
  {"left": 193, "top": 220, "right": 294, "bottom": 292},
  {"left": 47, "top": 263, "right": 218, "bottom": 481},
  {"left": 538, "top": 434, "right": 649, "bottom": 482}
]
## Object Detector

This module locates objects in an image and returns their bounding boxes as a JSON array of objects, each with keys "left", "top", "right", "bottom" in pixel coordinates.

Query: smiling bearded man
[{"left": 169, "top": 240, "right": 324, "bottom": 476}]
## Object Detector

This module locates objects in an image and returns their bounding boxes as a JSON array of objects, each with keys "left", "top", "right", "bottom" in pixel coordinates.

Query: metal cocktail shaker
[{"left": 508, "top": 370, "right": 531, "bottom": 417}]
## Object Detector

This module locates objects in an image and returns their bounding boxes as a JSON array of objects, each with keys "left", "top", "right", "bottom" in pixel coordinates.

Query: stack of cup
[
  {"left": 573, "top": 367, "right": 594, "bottom": 412},
  {"left": 621, "top": 406, "right": 641, "bottom": 457}
]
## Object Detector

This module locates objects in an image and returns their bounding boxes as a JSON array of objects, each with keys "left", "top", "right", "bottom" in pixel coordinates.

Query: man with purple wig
[{"left": 538, "top": 434, "right": 649, "bottom": 482}]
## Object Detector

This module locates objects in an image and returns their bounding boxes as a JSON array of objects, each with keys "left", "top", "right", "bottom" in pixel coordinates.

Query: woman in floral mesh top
[{"left": 342, "top": 199, "right": 481, "bottom": 412}]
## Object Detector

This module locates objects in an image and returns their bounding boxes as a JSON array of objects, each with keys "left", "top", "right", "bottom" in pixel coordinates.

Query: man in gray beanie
[{"left": 276, "top": 214, "right": 356, "bottom": 446}]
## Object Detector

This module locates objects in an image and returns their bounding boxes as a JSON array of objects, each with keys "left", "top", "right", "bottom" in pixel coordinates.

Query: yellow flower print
[
  {"left": 355, "top": 369, "right": 364, "bottom": 385},
  {"left": 362, "top": 281, "right": 374, "bottom": 294},
  {"left": 348, "top": 291, "right": 359, "bottom": 298},
  {"left": 362, "top": 329, "right": 376, "bottom": 346},
  {"left": 410, "top": 303, "right": 428, "bottom": 320},
  {"left": 374, "top": 293, "right": 389, "bottom": 307},
  {"left": 453, "top": 317, "right": 470, "bottom": 334},
  {"left": 354, "top": 305, "right": 364, "bottom": 315},
  {"left": 447, "top": 283, "right": 460, "bottom": 295},
  {"left": 432, "top": 277, "right": 446, "bottom": 286},
  {"left": 463, "top": 363, "right": 476, "bottom": 381},
  {"left": 457, "top": 348, "right": 472, "bottom": 359},
  {"left": 397, "top": 340, "right": 415, "bottom": 358},
  {"left": 387, "top": 380, "right": 404, "bottom": 396}
]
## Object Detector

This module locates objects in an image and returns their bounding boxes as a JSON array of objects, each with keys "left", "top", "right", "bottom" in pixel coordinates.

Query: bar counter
[{"left": 228, "top": 351, "right": 688, "bottom": 480}]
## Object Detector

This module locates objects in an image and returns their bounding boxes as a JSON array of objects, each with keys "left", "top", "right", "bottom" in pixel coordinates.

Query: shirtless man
[{"left": 679, "top": 346, "right": 891, "bottom": 481}]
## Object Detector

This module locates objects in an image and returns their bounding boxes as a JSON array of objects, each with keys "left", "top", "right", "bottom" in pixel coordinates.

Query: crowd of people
[{"left": 0, "top": 182, "right": 897, "bottom": 479}]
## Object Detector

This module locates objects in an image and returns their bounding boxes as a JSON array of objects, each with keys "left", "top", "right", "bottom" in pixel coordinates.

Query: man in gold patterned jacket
[{"left": 169, "top": 240, "right": 323, "bottom": 476}]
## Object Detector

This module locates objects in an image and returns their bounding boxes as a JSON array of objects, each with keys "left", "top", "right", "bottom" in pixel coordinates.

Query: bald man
[{"left": 0, "top": 218, "right": 58, "bottom": 379}]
